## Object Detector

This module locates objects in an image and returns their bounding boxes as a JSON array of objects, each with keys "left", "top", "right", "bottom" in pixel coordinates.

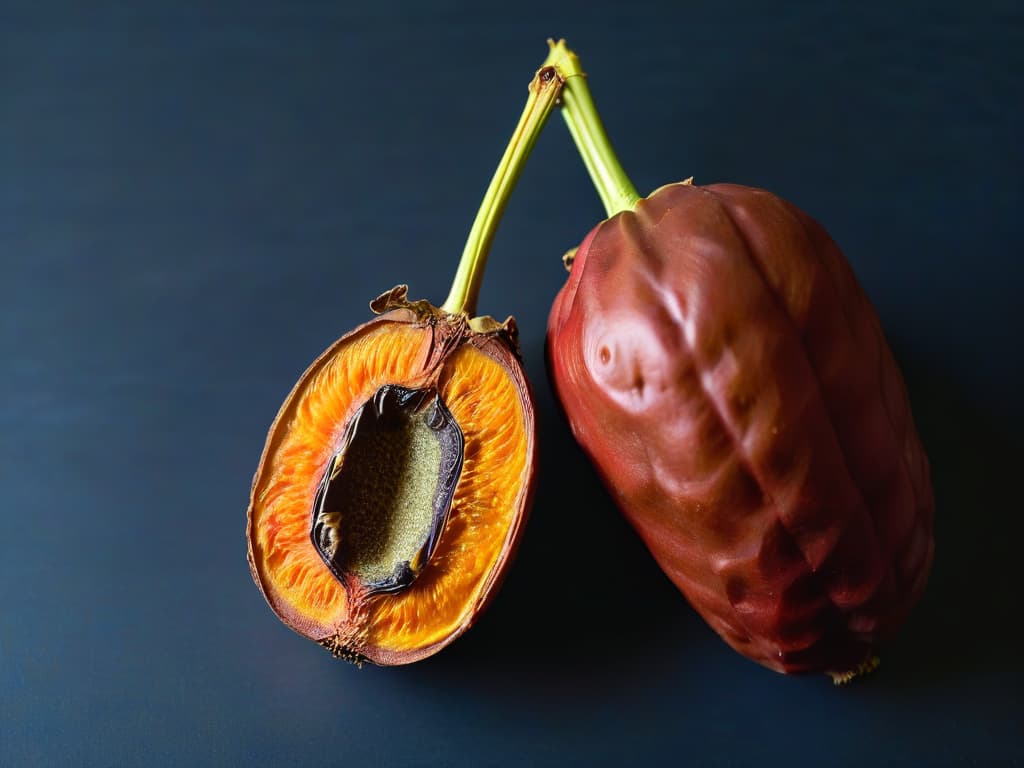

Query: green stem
[
  {"left": 441, "top": 66, "right": 564, "bottom": 317},
  {"left": 542, "top": 39, "right": 641, "bottom": 218}
]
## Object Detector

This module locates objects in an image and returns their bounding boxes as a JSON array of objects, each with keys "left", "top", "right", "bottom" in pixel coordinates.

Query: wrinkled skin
[{"left": 547, "top": 182, "right": 934, "bottom": 675}]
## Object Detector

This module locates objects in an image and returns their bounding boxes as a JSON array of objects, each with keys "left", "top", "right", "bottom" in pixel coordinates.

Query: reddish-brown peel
[{"left": 548, "top": 182, "right": 934, "bottom": 675}]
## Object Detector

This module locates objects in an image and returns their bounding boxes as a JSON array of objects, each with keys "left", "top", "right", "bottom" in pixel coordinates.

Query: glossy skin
[{"left": 548, "top": 183, "right": 934, "bottom": 674}]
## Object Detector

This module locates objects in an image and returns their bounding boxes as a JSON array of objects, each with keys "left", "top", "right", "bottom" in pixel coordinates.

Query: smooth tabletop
[{"left": 2, "top": 2, "right": 1022, "bottom": 765}]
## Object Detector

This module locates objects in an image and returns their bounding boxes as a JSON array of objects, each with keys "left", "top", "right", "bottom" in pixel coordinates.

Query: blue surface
[{"left": 2, "top": 2, "right": 1022, "bottom": 765}]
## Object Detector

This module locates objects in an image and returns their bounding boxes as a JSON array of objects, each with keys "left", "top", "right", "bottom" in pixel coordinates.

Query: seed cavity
[{"left": 311, "top": 384, "right": 464, "bottom": 596}]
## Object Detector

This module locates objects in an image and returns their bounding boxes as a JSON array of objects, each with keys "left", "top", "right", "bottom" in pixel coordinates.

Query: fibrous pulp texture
[{"left": 249, "top": 313, "right": 533, "bottom": 664}]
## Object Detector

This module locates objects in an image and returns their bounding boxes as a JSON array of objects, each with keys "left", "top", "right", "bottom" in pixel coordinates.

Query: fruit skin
[
  {"left": 247, "top": 286, "right": 537, "bottom": 665},
  {"left": 547, "top": 182, "right": 934, "bottom": 675}
]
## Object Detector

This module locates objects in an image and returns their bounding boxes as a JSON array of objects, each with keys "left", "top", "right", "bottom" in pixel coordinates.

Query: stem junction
[{"left": 541, "top": 39, "right": 641, "bottom": 219}]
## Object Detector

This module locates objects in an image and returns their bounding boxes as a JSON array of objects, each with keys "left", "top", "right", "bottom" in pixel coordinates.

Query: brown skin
[{"left": 547, "top": 182, "right": 934, "bottom": 675}]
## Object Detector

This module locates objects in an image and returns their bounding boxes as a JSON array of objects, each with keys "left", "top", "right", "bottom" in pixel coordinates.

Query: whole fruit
[{"left": 543, "top": 41, "right": 934, "bottom": 678}]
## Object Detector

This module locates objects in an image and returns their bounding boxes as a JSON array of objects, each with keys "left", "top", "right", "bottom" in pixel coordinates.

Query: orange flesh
[
  {"left": 366, "top": 343, "right": 528, "bottom": 652},
  {"left": 251, "top": 322, "right": 529, "bottom": 655},
  {"left": 253, "top": 323, "right": 430, "bottom": 631}
]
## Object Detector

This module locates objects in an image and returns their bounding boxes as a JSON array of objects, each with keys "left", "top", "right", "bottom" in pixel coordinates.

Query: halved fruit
[{"left": 248, "top": 295, "right": 535, "bottom": 664}]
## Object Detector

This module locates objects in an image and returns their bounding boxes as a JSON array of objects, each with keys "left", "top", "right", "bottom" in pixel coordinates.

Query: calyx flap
[
  {"left": 369, "top": 285, "right": 518, "bottom": 341},
  {"left": 369, "top": 285, "right": 442, "bottom": 321}
]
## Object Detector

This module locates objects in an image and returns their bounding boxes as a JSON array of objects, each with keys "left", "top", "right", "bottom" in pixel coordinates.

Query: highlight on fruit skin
[
  {"left": 246, "top": 59, "right": 563, "bottom": 665},
  {"left": 248, "top": 288, "right": 535, "bottom": 665},
  {"left": 542, "top": 40, "right": 935, "bottom": 678},
  {"left": 548, "top": 183, "right": 934, "bottom": 675}
]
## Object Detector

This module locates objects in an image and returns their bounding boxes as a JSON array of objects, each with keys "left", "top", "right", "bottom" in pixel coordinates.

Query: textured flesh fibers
[
  {"left": 547, "top": 182, "right": 934, "bottom": 674},
  {"left": 252, "top": 322, "right": 430, "bottom": 635},
  {"left": 364, "top": 343, "right": 528, "bottom": 653},
  {"left": 249, "top": 317, "right": 530, "bottom": 662}
]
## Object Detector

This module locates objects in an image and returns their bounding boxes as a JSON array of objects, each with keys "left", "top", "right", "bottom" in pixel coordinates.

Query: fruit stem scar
[
  {"left": 440, "top": 63, "right": 566, "bottom": 317},
  {"left": 541, "top": 39, "right": 641, "bottom": 219}
]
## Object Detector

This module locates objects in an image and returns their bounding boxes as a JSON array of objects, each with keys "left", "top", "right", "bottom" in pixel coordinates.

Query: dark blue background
[{"left": 3, "top": 1, "right": 1022, "bottom": 765}]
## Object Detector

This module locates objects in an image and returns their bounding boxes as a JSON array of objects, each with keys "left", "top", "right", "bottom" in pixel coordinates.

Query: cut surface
[
  {"left": 249, "top": 318, "right": 533, "bottom": 662},
  {"left": 363, "top": 342, "right": 530, "bottom": 655},
  {"left": 251, "top": 321, "right": 431, "bottom": 635},
  {"left": 311, "top": 385, "right": 463, "bottom": 595}
]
